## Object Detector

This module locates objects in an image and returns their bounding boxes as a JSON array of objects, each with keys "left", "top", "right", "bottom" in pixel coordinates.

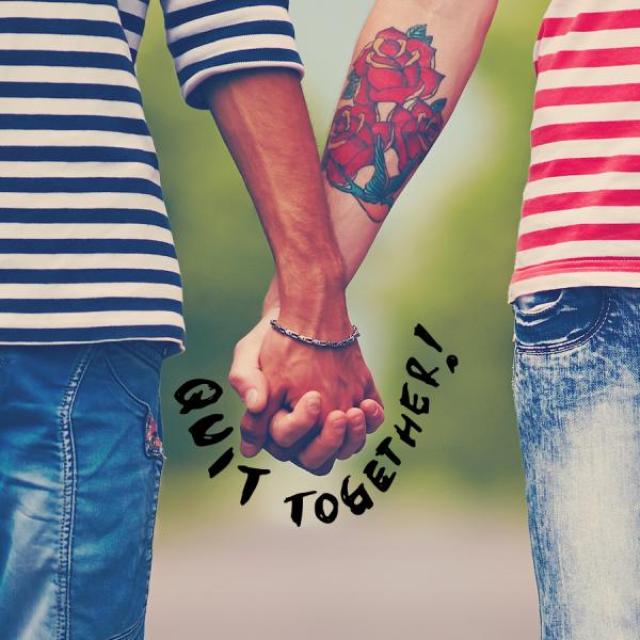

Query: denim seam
[
  {"left": 56, "top": 345, "right": 96, "bottom": 640},
  {"left": 514, "top": 290, "right": 612, "bottom": 355},
  {"left": 513, "top": 289, "right": 566, "bottom": 318},
  {"left": 115, "top": 340, "right": 165, "bottom": 370},
  {"left": 511, "top": 337, "right": 518, "bottom": 392},
  {"left": 103, "top": 351, "right": 154, "bottom": 415},
  {"left": 103, "top": 354, "right": 165, "bottom": 463},
  {"left": 140, "top": 462, "right": 163, "bottom": 629},
  {"left": 106, "top": 613, "right": 145, "bottom": 640}
]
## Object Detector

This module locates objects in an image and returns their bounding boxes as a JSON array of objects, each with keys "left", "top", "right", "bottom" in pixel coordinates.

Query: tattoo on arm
[{"left": 322, "top": 25, "right": 447, "bottom": 223}]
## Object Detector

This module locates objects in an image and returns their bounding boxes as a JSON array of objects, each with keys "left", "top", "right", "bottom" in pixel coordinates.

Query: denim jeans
[
  {"left": 0, "top": 341, "right": 167, "bottom": 640},
  {"left": 512, "top": 286, "right": 640, "bottom": 639}
]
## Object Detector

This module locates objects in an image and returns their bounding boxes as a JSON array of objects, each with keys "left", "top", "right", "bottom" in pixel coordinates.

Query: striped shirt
[
  {"left": 509, "top": 0, "right": 640, "bottom": 301},
  {"left": 0, "top": 0, "right": 303, "bottom": 356}
]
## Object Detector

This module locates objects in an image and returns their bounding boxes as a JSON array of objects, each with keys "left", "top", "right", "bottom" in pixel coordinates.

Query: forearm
[
  {"left": 203, "top": 69, "right": 350, "bottom": 335},
  {"left": 324, "top": 0, "right": 498, "bottom": 283},
  {"left": 261, "top": 0, "right": 497, "bottom": 314}
]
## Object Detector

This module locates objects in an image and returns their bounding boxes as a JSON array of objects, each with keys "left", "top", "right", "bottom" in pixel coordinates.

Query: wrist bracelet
[{"left": 269, "top": 319, "right": 360, "bottom": 349}]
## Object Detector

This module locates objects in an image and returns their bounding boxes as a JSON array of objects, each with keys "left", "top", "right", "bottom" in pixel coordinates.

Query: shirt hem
[
  {"left": 508, "top": 270, "right": 640, "bottom": 303},
  {"left": 0, "top": 336, "right": 186, "bottom": 359}
]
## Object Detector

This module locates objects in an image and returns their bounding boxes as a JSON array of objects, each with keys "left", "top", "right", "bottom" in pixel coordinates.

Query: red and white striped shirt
[{"left": 509, "top": 1, "right": 640, "bottom": 301}]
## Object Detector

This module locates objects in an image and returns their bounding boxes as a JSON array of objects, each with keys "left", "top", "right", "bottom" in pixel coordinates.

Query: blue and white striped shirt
[{"left": 0, "top": 0, "right": 303, "bottom": 357}]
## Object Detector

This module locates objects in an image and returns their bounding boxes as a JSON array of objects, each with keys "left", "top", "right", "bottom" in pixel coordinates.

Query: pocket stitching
[
  {"left": 106, "top": 612, "right": 144, "bottom": 640},
  {"left": 116, "top": 340, "right": 165, "bottom": 370},
  {"left": 513, "top": 289, "right": 565, "bottom": 318},
  {"left": 514, "top": 289, "right": 611, "bottom": 355},
  {"left": 102, "top": 350, "right": 165, "bottom": 461},
  {"left": 103, "top": 350, "right": 152, "bottom": 414}
]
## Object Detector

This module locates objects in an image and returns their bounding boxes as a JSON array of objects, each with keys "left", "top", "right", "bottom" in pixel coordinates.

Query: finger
[
  {"left": 228, "top": 334, "right": 269, "bottom": 414},
  {"left": 240, "top": 393, "right": 283, "bottom": 457},
  {"left": 270, "top": 391, "right": 322, "bottom": 448},
  {"left": 362, "top": 379, "right": 385, "bottom": 433},
  {"left": 296, "top": 410, "right": 347, "bottom": 472},
  {"left": 292, "top": 456, "right": 336, "bottom": 476},
  {"left": 336, "top": 408, "right": 367, "bottom": 460},
  {"left": 360, "top": 398, "right": 385, "bottom": 434},
  {"left": 264, "top": 437, "right": 291, "bottom": 462},
  {"left": 364, "top": 379, "right": 384, "bottom": 410}
]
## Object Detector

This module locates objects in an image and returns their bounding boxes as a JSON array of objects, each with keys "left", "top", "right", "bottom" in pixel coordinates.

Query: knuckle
[
  {"left": 266, "top": 442, "right": 291, "bottom": 462},
  {"left": 274, "top": 430, "right": 295, "bottom": 448},
  {"left": 296, "top": 451, "right": 323, "bottom": 473},
  {"left": 227, "top": 369, "right": 243, "bottom": 388},
  {"left": 240, "top": 419, "right": 259, "bottom": 437},
  {"left": 233, "top": 337, "right": 247, "bottom": 356},
  {"left": 307, "top": 460, "right": 334, "bottom": 476},
  {"left": 241, "top": 430, "right": 258, "bottom": 444},
  {"left": 353, "top": 421, "right": 366, "bottom": 437}
]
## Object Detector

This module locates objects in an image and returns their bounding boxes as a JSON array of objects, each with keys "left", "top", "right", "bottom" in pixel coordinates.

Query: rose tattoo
[{"left": 322, "top": 25, "right": 447, "bottom": 223}]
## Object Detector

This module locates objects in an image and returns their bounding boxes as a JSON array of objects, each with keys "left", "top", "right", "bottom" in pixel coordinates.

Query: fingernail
[
  {"left": 307, "top": 396, "right": 321, "bottom": 414},
  {"left": 241, "top": 441, "right": 259, "bottom": 457},
  {"left": 334, "top": 418, "right": 347, "bottom": 430},
  {"left": 245, "top": 389, "right": 258, "bottom": 407}
]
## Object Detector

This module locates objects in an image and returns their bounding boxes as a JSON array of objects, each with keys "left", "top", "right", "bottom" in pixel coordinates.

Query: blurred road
[{"left": 147, "top": 507, "right": 539, "bottom": 640}]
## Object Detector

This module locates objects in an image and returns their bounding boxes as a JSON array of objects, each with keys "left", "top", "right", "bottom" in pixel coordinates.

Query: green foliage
[
  {"left": 342, "top": 69, "right": 360, "bottom": 100},
  {"left": 406, "top": 24, "right": 432, "bottom": 45},
  {"left": 431, "top": 98, "right": 447, "bottom": 113},
  {"left": 364, "top": 135, "right": 391, "bottom": 203}
]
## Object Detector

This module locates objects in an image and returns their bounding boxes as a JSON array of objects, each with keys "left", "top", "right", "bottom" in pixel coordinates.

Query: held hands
[{"left": 228, "top": 307, "right": 385, "bottom": 475}]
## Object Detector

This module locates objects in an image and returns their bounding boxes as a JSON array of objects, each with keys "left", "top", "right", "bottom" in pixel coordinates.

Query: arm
[
  {"left": 202, "top": 70, "right": 348, "bottom": 338},
  {"left": 322, "top": 0, "right": 499, "bottom": 280},
  {"left": 262, "top": 0, "right": 498, "bottom": 311},
  {"left": 232, "top": 0, "right": 497, "bottom": 462},
  {"left": 159, "top": 0, "right": 381, "bottom": 466},
  {"left": 204, "top": 69, "right": 382, "bottom": 464}
]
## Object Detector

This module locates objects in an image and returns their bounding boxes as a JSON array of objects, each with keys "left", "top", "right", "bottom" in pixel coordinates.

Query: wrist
[
  {"left": 270, "top": 318, "right": 360, "bottom": 349},
  {"left": 276, "top": 253, "right": 346, "bottom": 311},
  {"left": 262, "top": 278, "right": 280, "bottom": 317},
  {"left": 276, "top": 252, "right": 345, "bottom": 292},
  {"left": 278, "top": 285, "right": 352, "bottom": 341}
]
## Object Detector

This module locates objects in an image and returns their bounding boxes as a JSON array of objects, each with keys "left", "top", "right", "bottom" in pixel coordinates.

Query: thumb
[{"left": 228, "top": 330, "right": 269, "bottom": 414}]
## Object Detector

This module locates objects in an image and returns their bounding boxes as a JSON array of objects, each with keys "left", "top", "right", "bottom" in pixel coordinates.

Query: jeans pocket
[
  {"left": 512, "top": 286, "right": 609, "bottom": 354},
  {"left": 117, "top": 339, "right": 167, "bottom": 369},
  {"left": 101, "top": 341, "right": 166, "bottom": 461}
]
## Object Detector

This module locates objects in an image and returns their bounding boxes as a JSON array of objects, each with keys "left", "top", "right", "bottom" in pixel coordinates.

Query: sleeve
[{"left": 160, "top": 0, "right": 305, "bottom": 110}]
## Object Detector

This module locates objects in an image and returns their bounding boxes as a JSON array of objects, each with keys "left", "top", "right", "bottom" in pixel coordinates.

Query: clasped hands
[{"left": 228, "top": 301, "right": 384, "bottom": 475}]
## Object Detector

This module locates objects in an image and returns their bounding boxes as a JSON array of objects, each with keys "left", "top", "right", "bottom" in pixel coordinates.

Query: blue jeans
[
  {"left": 0, "top": 341, "right": 167, "bottom": 640},
  {"left": 512, "top": 286, "right": 640, "bottom": 639}
]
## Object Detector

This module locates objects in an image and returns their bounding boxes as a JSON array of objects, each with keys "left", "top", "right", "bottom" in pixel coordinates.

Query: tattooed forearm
[{"left": 322, "top": 25, "right": 447, "bottom": 223}]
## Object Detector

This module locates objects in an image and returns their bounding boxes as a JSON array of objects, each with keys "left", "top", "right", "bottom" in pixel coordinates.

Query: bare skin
[
  {"left": 202, "top": 69, "right": 383, "bottom": 470},
  {"left": 228, "top": 0, "right": 498, "bottom": 474}
]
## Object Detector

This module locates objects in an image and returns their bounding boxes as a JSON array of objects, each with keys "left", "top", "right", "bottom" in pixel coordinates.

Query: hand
[{"left": 228, "top": 310, "right": 385, "bottom": 474}]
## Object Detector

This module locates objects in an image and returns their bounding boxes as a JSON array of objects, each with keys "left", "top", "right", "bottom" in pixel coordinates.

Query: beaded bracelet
[{"left": 269, "top": 319, "right": 360, "bottom": 349}]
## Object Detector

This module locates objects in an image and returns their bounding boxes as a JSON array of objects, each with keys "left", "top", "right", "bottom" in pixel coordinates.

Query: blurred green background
[
  {"left": 140, "top": 0, "right": 546, "bottom": 505},
  {"left": 140, "top": 1, "right": 550, "bottom": 638}
]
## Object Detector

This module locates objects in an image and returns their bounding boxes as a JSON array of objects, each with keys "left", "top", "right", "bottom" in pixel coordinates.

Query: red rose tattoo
[
  {"left": 325, "top": 105, "right": 392, "bottom": 185},
  {"left": 322, "top": 25, "right": 447, "bottom": 223},
  {"left": 390, "top": 101, "right": 444, "bottom": 172},
  {"left": 353, "top": 27, "right": 444, "bottom": 105}
]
